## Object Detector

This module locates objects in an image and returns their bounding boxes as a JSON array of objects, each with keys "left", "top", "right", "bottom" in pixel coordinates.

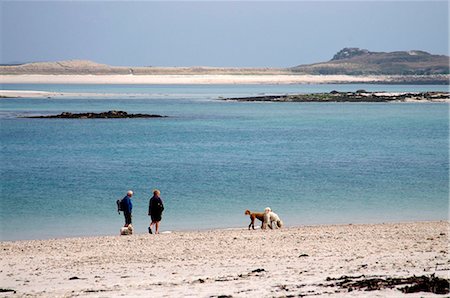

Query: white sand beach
[
  {"left": 1, "top": 221, "right": 448, "bottom": 297},
  {"left": 0, "top": 90, "right": 62, "bottom": 98},
  {"left": 0, "top": 74, "right": 387, "bottom": 85}
]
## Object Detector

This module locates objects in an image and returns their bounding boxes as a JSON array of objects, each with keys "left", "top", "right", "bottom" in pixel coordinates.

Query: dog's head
[
  {"left": 127, "top": 224, "right": 133, "bottom": 231},
  {"left": 264, "top": 207, "right": 272, "bottom": 213},
  {"left": 244, "top": 209, "right": 251, "bottom": 215}
]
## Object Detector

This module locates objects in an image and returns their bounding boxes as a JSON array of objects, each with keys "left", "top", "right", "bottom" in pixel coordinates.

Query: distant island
[
  {"left": 24, "top": 111, "right": 167, "bottom": 119},
  {"left": 290, "top": 48, "right": 449, "bottom": 76},
  {"left": 220, "top": 91, "right": 450, "bottom": 103},
  {"left": 1, "top": 48, "right": 449, "bottom": 85}
]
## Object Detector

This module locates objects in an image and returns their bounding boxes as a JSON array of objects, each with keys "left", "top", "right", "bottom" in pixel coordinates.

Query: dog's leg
[
  {"left": 262, "top": 213, "right": 270, "bottom": 230},
  {"left": 277, "top": 220, "right": 283, "bottom": 228}
]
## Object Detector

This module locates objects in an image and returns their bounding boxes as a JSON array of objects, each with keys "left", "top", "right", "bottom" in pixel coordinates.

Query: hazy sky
[{"left": 1, "top": 1, "right": 449, "bottom": 67}]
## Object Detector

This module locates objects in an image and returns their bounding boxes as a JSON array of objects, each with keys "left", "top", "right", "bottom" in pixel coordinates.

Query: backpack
[
  {"left": 156, "top": 202, "right": 164, "bottom": 212},
  {"left": 116, "top": 199, "right": 124, "bottom": 214}
]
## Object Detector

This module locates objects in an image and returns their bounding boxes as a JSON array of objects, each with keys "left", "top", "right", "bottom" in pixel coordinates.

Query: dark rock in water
[
  {"left": 24, "top": 110, "right": 167, "bottom": 119},
  {"left": 220, "top": 91, "right": 449, "bottom": 103}
]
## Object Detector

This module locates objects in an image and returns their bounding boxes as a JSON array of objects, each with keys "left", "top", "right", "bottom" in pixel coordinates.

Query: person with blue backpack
[{"left": 120, "top": 190, "right": 133, "bottom": 227}]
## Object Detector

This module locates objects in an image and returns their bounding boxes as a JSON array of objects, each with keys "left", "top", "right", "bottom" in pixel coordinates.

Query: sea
[{"left": 0, "top": 83, "right": 449, "bottom": 241}]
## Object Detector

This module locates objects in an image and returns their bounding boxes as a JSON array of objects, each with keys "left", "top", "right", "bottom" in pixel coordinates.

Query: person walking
[
  {"left": 122, "top": 190, "right": 133, "bottom": 227},
  {"left": 148, "top": 189, "right": 164, "bottom": 234}
]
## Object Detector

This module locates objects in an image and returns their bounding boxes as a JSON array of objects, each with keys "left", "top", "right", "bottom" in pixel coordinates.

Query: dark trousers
[{"left": 124, "top": 211, "right": 132, "bottom": 226}]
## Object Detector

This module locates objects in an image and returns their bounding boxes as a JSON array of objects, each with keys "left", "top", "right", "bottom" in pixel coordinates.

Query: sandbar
[{"left": 0, "top": 74, "right": 407, "bottom": 85}]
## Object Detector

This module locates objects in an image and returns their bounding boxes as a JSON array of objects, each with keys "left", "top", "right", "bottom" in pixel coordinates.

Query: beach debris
[
  {"left": 236, "top": 268, "right": 267, "bottom": 280},
  {"left": 325, "top": 274, "right": 449, "bottom": 294},
  {"left": 84, "top": 289, "right": 109, "bottom": 293},
  {"left": 23, "top": 110, "right": 167, "bottom": 119},
  {"left": 436, "top": 263, "right": 450, "bottom": 271},
  {"left": 276, "top": 284, "right": 289, "bottom": 291},
  {"left": 0, "top": 288, "right": 16, "bottom": 293},
  {"left": 273, "top": 283, "right": 309, "bottom": 295},
  {"left": 299, "top": 254, "right": 309, "bottom": 257},
  {"left": 68, "top": 276, "right": 86, "bottom": 280},
  {"left": 194, "top": 278, "right": 206, "bottom": 284},
  {"left": 399, "top": 275, "right": 449, "bottom": 294},
  {"left": 215, "top": 277, "right": 233, "bottom": 282}
]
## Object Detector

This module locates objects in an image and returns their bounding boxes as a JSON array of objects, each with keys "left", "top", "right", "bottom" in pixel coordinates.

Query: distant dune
[
  {"left": 1, "top": 48, "right": 449, "bottom": 84},
  {"left": 0, "top": 60, "right": 289, "bottom": 75}
]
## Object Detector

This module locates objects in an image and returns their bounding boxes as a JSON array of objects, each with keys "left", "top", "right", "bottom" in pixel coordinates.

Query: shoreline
[
  {"left": 0, "top": 219, "right": 445, "bottom": 244},
  {"left": 1, "top": 217, "right": 448, "bottom": 243},
  {"left": 2, "top": 89, "right": 450, "bottom": 103},
  {"left": 1, "top": 74, "right": 449, "bottom": 85},
  {"left": 1, "top": 221, "right": 448, "bottom": 297}
]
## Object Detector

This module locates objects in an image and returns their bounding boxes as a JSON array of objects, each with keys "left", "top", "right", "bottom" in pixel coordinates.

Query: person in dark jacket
[
  {"left": 122, "top": 190, "right": 133, "bottom": 227},
  {"left": 148, "top": 189, "right": 164, "bottom": 234}
]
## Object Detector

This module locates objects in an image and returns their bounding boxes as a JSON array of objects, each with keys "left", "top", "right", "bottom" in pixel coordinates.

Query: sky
[{"left": 1, "top": 1, "right": 449, "bottom": 67}]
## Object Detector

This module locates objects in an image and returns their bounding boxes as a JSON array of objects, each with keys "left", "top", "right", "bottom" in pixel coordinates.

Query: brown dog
[{"left": 245, "top": 209, "right": 265, "bottom": 230}]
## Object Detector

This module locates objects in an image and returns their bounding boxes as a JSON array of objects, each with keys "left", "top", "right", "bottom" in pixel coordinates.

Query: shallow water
[{"left": 0, "top": 84, "right": 448, "bottom": 240}]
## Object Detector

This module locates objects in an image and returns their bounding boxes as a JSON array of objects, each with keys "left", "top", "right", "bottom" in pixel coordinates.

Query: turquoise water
[
  {"left": 1, "top": 83, "right": 449, "bottom": 99},
  {"left": 0, "top": 84, "right": 449, "bottom": 240}
]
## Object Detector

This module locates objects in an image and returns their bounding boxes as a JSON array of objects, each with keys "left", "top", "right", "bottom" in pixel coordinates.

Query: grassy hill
[
  {"left": 0, "top": 60, "right": 287, "bottom": 75},
  {"left": 1, "top": 48, "right": 448, "bottom": 77},
  {"left": 290, "top": 48, "right": 449, "bottom": 75}
]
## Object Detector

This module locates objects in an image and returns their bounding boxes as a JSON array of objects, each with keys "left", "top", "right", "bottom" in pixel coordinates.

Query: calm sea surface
[{"left": 0, "top": 84, "right": 449, "bottom": 240}]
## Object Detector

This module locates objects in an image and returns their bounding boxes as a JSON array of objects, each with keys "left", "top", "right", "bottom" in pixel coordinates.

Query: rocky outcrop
[
  {"left": 25, "top": 110, "right": 167, "bottom": 119},
  {"left": 331, "top": 48, "right": 370, "bottom": 61},
  {"left": 221, "top": 91, "right": 450, "bottom": 103}
]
